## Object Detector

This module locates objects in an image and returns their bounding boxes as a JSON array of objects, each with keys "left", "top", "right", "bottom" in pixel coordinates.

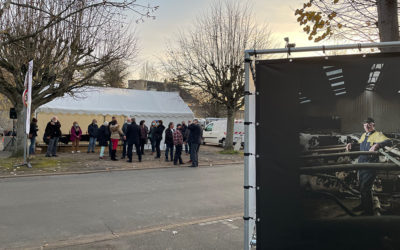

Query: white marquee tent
[{"left": 35, "top": 87, "right": 194, "bottom": 144}]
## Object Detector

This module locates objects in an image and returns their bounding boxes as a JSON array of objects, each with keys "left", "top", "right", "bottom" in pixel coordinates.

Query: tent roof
[{"left": 37, "top": 87, "right": 194, "bottom": 118}]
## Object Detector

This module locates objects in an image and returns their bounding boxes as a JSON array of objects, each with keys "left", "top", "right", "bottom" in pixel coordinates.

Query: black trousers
[
  {"left": 174, "top": 145, "right": 183, "bottom": 164},
  {"left": 127, "top": 143, "right": 141, "bottom": 162},
  {"left": 140, "top": 138, "right": 146, "bottom": 155},
  {"left": 108, "top": 140, "right": 112, "bottom": 156},
  {"left": 156, "top": 139, "right": 162, "bottom": 157},
  {"left": 359, "top": 169, "right": 376, "bottom": 215},
  {"left": 122, "top": 140, "right": 128, "bottom": 158}
]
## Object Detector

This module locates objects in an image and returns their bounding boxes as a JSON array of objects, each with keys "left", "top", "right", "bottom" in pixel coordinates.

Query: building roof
[{"left": 37, "top": 87, "right": 194, "bottom": 118}]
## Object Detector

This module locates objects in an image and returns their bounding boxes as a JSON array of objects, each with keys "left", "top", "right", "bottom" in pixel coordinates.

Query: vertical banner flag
[{"left": 23, "top": 60, "right": 33, "bottom": 135}]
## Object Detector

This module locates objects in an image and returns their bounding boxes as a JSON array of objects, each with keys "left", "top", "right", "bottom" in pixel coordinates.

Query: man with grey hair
[{"left": 44, "top": 116, "right": 61, "bottom": 157}]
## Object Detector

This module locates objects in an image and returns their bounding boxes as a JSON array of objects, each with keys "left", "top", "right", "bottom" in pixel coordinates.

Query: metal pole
[
  {"left": 245, "top": 41, "right": 400, "bottom": 56},
  {"left": 301, "top": 151, "right": 380, "bottom": 159},
  {"left": 23, "top": 106, "right": 27, "bottom": 164},
  {"left": 243, "top": 51, "right": 250, "bottom": 250},
  {"left": 300, "top": 163, "right": 399, "bottom": 174}
]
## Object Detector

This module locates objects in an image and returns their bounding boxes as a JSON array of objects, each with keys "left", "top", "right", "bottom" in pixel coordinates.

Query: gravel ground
[{"left": 0, "top": 144, "right": 243, "bottom": 177}]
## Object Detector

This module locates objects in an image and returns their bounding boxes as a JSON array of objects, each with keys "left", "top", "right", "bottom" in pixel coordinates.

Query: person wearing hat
[{"left": 346, "top": 117, "right": 391, "bottom": 215}]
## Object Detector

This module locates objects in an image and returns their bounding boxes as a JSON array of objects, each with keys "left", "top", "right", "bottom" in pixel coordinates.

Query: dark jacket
[
  {"left": 181, "top": 124, "right": 188, "bottom": 141},
  {"left": 140, "top": 125, "right": 149, "bottom": 141},
  {"left": 149, "top": 126, "right": 156, "bottom": 140},
  {"left": 122, "top": 122, "right": 129, "bottom": 136},
  {"left": 88, "top": 123, "right": 99, "bottom": 138},
  {"left": 97, "top": 125, "right": 110, "bottom": 146},
  {"left": 188, "top": 123, "right": 202, "bottom": 144},
  {"left": 44, "top": 121, "right": 61, "bottom": 139},
  {"left": 29, "top": 122, "right": 38, "bottom": 137},
  {"left": 126, "top": 122, "right": 141, "bottom": 145},
  {"left": 154, "top": 124, "right": 165, "bottom": 141},
  {"left": 165, "top": 128, "right": 174, "bottom": 145},
  {"left": 184, "top": 126, "right": 191, "bottom": 143}
]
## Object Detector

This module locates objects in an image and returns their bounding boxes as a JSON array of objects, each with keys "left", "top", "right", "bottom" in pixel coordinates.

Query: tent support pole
[
  {"left": 244, "top": 51, "right": 252, "bottom": 250},
  {"left": 245, "top": 41, "right": 400, "bottom": 56}
]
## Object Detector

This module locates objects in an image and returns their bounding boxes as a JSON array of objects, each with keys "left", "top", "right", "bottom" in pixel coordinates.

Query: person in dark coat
[
  {"left": 139, "top": 120, "right": 149, "bottom": 155},
  {"left": 185, "top": 120, "right": 192, "bottom": 162},
  {"left": 164, "top": 122, "right": 174, "bottom": 162},
  {"left": 121, "top": 118, "right": 131, "bottom": 159},
  {"left": 148, "top": 121, "right": 157, "bottom": 154},
  {"left": 87, "top": 119, "right": 99, "bottom": 153},
  {"left": 29, "top": 118, "right": 38, "bottom": 155},
  {"left": 98, "top": 121, "right": 110, "bottom": 159},
  {"left": 154, "top": 120, "right": 165, "bottom": 159},
  {"left": 125, "top": 118, "right": 142, "bottom": 162},
  {"left": 181, "top": 121, "right": 188, "bottom": 154},
  {"left": 188, "top": 119, "right": 202, "bottom": 167},
  {"left": 44, "top": 116, "right": 62, "bottom": 157}
]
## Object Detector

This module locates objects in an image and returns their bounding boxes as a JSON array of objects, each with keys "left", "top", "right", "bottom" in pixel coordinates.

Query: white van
[{"left": 203, "top": 119, "right": 244, "bottom": 147}]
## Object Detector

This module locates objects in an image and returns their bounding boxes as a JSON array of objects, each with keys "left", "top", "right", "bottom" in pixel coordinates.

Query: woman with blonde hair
[{"left": 109, "top": 119, "right": 124, "bottom": 161}]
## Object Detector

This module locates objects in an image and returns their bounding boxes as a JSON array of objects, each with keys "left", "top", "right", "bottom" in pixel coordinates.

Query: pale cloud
[{"left": 128, "top": 0, "right": 321, "bottom": 79}]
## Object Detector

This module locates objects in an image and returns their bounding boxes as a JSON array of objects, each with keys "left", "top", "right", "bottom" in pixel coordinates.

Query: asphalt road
[{"left": 0, "top": 164, "right": 243, "bottom": 249}]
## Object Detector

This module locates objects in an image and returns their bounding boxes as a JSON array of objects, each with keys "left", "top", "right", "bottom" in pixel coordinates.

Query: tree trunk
[
  {"left": 224, "top": 107, "right": 236, "bottom": 150},
  {"left": 377, "top": 0, "right": 399, "bottom": 50},
  {"left": 13, "top": 106, "right": 26, "bottom": 157}
]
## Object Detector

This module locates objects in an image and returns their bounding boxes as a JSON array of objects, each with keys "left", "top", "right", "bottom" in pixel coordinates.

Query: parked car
[{"left": 203, "top": 119, "right": 244, "bottom": 147}]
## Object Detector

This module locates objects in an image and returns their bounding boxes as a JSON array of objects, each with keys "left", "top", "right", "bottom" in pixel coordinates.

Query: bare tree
[
  {"left": 295, "top": 0, "right": 399, "bottom": 44},
  {"left": 0, "top": 0, "right": 158, "bottom": 47},
  {"left": 101, "top": 60, "right": 131, "bottom": 88},
  {"left": 0, "top": 1, "right": 150, "bottom": 156},
  {"left": 190, "top": 91, "right": 224, "bottom": 118},
  {"left": 139, "top": 61, "right": 160, "bottom": 81},
  {"left": 163, "top": 0, "right": 271, "bottom": 150}
]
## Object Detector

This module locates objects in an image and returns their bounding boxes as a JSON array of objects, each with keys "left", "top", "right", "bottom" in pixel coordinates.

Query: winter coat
[
  {"left": 110, "top": 124, "right": 124, "bottom": 140},
  {"left": 88, "top": 123, "right": 99, "bottom": 138},
  {"left": 184, "top": 127, "right": 190, "bottom": 143},
  {"left": 181, "top": 124, "right": 188, "bottom": 141},
  {"left": 188, "top": 124, "right": 202, "bottom": 144},
  {"left": 148, "top": 126, "right": 156, "bottom": 140},
  {"left": 173, "top": 129, "right": 184, "bottom": 146},
  {"left": 29, "top": 122, "right": 38, "bottom": 137},
  {"left": 140, "top": 125, "right": 149, "bottom": 141},
  {"left": 122, "top": 122, "right": 129, "bottom": 136},
  {"left": 70, "top": 126, "right": 82, "bottom": 141},
  {"left": 126, "top": 122, "right": 141, "bottom": 145},
  {"left": 154, "top": 124, "right": 165, "bottom": 141},
  {"left": 165, "top": 128, "right": 174, "bottom": 145},
  {"left": 44, "top": 121, "right": 62, "bottom": 139},
  {"left": 97, "top": 125, "right": 110, "bottom": 146}
]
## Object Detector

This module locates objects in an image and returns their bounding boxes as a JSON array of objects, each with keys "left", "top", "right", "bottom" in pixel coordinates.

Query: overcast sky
[{"left": 130, "top": 0, "right": 319, "bottom": 79}]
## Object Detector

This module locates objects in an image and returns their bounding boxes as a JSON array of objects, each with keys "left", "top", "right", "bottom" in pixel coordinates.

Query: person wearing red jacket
[{"left": 70, "top": 121, "right": 82, "bottom": 153}]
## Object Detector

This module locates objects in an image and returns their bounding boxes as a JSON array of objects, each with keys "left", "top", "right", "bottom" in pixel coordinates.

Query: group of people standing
[{"left": 34, "top": 116, "right": 203, "bottom": 168}]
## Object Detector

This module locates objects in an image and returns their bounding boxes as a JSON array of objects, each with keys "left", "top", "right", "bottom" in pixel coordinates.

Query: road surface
[{"left": 0, "top": 164, "right": 243, "bottom": 249}]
